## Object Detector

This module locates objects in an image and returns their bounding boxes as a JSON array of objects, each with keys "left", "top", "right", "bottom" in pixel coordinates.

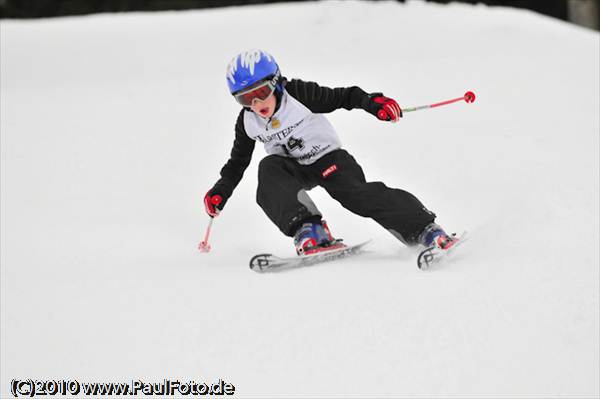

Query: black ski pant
[{"left": 256, "top": 149, "right": 436, "bottom": 245}]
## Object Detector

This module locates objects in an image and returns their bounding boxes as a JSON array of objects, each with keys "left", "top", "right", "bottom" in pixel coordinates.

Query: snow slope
[{"left": 1, "top": 0, "right": 599, "bottom": 397}]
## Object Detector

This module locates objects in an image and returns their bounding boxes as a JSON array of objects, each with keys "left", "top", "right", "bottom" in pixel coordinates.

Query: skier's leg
[
  {"left": 313, "top": 150, "right": 436, "bottom": 245},
  {"left": 256, "top": 155, "right": 322, "bottom": 236}
]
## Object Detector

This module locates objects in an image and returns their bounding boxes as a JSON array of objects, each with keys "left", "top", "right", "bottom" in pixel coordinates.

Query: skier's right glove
[{"left": 204, "top": 189, "right": 225, "bottom": 218}]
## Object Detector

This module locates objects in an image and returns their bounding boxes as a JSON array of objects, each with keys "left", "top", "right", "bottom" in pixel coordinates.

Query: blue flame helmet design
[{"left": 226, "top": 50, "right": 282, "bottom": 95}]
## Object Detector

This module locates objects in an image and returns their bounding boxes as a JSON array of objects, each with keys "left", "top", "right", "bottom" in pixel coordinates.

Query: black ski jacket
[{"left": 211, "top": 79, "right": 372, "bottom": 201}]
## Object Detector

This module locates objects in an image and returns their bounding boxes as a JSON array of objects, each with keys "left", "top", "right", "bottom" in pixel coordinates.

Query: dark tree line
[
  {"left": 0, "top": 0, "right": 310, "bottom": 18},
  {"left": 1, "top": 0, "right": 598, "bottom": 31}
]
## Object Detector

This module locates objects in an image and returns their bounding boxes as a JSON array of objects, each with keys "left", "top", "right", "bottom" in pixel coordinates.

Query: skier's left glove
[{"left": 362, "top": 93, "right": 402, "bottom": 122}]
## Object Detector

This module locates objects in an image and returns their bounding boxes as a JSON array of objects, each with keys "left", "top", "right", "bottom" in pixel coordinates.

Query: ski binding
[{"left": 417, "top": 231, "right": 468, "bottom": 270}]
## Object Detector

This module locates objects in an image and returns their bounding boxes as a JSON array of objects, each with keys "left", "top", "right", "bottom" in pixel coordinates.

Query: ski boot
[
  {"left": 417, "top": 223, "right": 464, "bottom": 269},
  {"left": 293, "top": 220, "right": 344, "bottom": 256},
  {"left": 419, "top": 223, "right": 458, "bottom": 251}
]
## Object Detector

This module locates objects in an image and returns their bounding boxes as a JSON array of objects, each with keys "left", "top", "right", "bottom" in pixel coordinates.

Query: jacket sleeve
[
  {"left": 212, "top": 110, "right": 256, "bottom": 198},
  {"left": 284, "top": 78, "right": 370, "bottom": 113}
]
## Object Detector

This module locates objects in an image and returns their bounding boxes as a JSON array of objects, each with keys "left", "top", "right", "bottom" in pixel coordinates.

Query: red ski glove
[
  {"left": 363, "top": 93, "right": 402, "bottom": 123},
  {"left": 204, "top": 190, "right": 224, "bottom": 218}
]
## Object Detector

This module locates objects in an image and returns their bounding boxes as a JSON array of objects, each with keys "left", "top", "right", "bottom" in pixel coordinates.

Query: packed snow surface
[{"left": 1, "top": 0, "right": 599, "bottom": 397}]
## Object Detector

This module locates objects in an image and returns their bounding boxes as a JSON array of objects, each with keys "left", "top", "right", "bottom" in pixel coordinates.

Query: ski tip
[
  {"left": 249, "top": 253, "right": 272, "bottom": 270},
  {"left": 417, "top": 247, "right": 436, "bottom": 270}
]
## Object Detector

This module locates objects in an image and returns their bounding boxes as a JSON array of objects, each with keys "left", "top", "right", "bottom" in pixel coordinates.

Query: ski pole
[
  {"left": 198, "top": 195, "right": 222, "bottom": 253},
  {"left": 198, "top": 217, "right": 215, "bottom": 253},
  {"left": 403, "top": 91, "right": 476, "bottom": 113}
]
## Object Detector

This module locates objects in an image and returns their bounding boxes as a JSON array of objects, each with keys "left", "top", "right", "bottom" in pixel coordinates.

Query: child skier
[{"left": 204, "top": 49, "right": 457, "bottom": 256}]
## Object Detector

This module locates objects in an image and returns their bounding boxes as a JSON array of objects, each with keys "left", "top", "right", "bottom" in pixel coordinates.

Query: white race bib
[{"left": 243, "top": 91, "right": 342, "bottom": 165}]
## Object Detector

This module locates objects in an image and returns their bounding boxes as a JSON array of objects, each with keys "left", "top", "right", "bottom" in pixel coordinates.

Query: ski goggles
[{"left": 233, "top": 80, "right": 276, "bottom": 107}]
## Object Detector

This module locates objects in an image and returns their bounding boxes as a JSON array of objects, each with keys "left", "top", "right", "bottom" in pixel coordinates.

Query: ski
[
  {"left": 417, "top": 231, "right": 468, "bottom": 270},
  {"left": 249, "top": 240, "right": 372, "bottom": 272}
]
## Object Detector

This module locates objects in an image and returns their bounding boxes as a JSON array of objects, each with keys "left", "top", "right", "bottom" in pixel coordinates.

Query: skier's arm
[
  {"left": 284, "top": 79, "right": 368, "bottom": 113},
  {"left": 285, "top": 78, "right": 402, "bottom": 122},
  {"left": 205, "top": 110, "right": 255, "bottom": 215}
]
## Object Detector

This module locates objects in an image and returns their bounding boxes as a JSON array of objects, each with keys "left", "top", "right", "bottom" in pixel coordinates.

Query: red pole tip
[
  {"left": 464, "top": 91, "right": 476, "bottom": 103},
  {"left": 198, "top": 241, "right": 211, "bottom": 253},
  {"left": 211, "top": 195, "right": 223, "bottom": 205}
]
